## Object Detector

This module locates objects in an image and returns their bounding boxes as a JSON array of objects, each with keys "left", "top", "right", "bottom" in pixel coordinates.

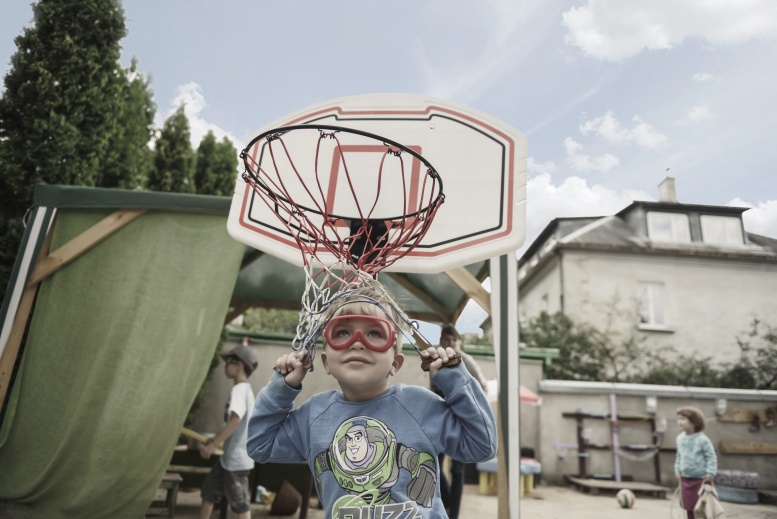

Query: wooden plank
[
  {"left": 720, "top": 440, "right": 777, "bottom": 455},
  {"left": 718, "top": 408, "right": 767, "bottom": 423},
  {"left": 26, "top": 208, "right": 147, "bottom": 288},
  {"left": 167, "top": 464, "right": 212, "bottom": 475},
  {"left": 444, "top": 267, "right": 492, "bottom": 314},
  {"left": 0, "top": 225, "right": 55, "bottom": 408},
  {"left": 385, "top": 272, "right": 451, "bottom": 322}
]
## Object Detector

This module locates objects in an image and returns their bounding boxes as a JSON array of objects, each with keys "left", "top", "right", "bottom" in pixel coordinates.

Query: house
[{"left": 517, "top": 177, "right": 777, "bottom": 363}]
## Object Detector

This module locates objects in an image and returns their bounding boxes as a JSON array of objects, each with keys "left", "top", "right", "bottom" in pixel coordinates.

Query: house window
[
  {"left": 647, "top": 212, "right": 691, "bottom": 243},
  {"left": 638, "top": 282, "right": 665, "bottom": 327},
  {"left": 700, "top": 215, "right": 744, "bottom": 246}
]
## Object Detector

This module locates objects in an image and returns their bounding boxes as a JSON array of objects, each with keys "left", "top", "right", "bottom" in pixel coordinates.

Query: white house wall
[{"left": 553, "top": 249, "right": 777, "bottom": 363}]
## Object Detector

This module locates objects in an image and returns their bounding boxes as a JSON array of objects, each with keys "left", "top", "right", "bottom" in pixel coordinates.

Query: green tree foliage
[
  {"left": 148, "top": 105, "right": 194, "bottom": 193},
  {"left": 722, "top": 319, "right": 777, "bottom": 390},
  {"left": 99, "top": 59, "right": 156, "bottom": 189},
  {"left": 520, "top": 311, "right": 653, "bottom": 382},
  {"left": 193, "top": 132, "right": 237, "bottom": 196},
  {"left": 632, "top": 352, "right": 721, "bottom": 387},
  {"left": 242, "top": 307, "right": 300, "bottom": 335},
  {"left": 0, "top": 0, "right": 129, "bottom": 293},
  {"left": 523, "top": 311, "right": 776, "bottom": 389}
]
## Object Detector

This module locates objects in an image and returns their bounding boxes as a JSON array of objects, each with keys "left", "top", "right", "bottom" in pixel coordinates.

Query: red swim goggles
[{"left": 323, "top": 315, "right": 398, "bottom": 352}]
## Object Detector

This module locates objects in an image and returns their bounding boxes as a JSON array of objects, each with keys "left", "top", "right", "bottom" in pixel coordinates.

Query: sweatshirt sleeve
[
  {"left": 246, "top": 372, "right": 307, "bottom": 464},
  {"left": 429, "top": 363, "right": 497, "bottom": 463},
  {"left": 703, "top": 435, "right": 717, "bottom": 476}
]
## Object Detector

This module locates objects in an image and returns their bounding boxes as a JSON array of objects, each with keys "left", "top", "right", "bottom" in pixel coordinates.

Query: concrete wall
[{"left": 536, "top": 380, "right": 777, "bottom": 489}]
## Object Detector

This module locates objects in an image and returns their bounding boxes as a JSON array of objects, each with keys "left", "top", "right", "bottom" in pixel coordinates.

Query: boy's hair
[
  {"left": 324, "top": 283, "right": 411, "bottom": 353},
  {"left": 677, "top": 406, "right": 706, "bottom": 432},
  {"left": 440, "top": 324, "right": 460, "bottom": 341},
  {"left": 238, "top": 359, "right": 254, "bottom": 377}
]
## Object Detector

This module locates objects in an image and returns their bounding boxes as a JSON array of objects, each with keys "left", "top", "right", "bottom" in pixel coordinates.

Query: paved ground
[{"left": 164, "top": 483, "right": 777, "bottom": 519}]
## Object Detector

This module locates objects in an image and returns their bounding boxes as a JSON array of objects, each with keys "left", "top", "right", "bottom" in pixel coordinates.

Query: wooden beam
[
  {"left": 384, "top": 273, "right": 451, "bottom": 322},
  {"left": 444, "top": 267, "right": 491, "bottom": 315},
  {"left": 718, "top": 408, "right": 768, "bottom": 423},
  {"left": 720, "top": 441, "right": 777, "bottom": 455},
  {"left": 0, "top": 224, "right": 55, "bottom": 409},
  {"left": 224, "top": 300, "right": 254, "bottom": 325},
  {"left": 27, "top": 208, "right": 147, "bottom": 288}
]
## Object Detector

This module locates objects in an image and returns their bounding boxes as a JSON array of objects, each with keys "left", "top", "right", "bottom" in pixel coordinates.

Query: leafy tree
[
  {"left": 0, "top": 0, "right": 128, "bottom": 293},
  {"left": 147, "top": 105, "right": 194, "bottom": 193},
  {"left": 99, "top": 59, "right": 156, "bottom": 189},
  {"left": 193, "top": 132, "right": 237, "bottom": 196},
  {"left": 722, "top": 319, "right": 777, "bottom": 390},
  {"left": 520, "top": 312, "right": 612, "bottom": 381},
  {"left": 524, "top": 311, "right": 776, "bottom": 390},
  {"left": 633, "top": 352, "right": 721, "bottom": 387},
  {"left": 242, "top": 307, "right": 300, "bottom": 335}
]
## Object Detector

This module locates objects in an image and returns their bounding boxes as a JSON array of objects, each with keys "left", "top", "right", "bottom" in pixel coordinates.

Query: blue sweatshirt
[
  {"left": 247, "top": 363, "right": 497, "bottom": 519},
  {"left": 675, "top": 431, "right": 717, "bottom": 479}
]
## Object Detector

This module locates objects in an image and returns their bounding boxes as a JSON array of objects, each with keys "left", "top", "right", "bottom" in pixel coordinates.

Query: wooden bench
[{"left": 147, "top": 472, "right": 184, "bottom": 517}]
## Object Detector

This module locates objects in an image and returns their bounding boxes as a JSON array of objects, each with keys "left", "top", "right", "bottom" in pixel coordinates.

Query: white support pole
[{"left": 490, "top": 253, "right": 520, "bottom": 518}]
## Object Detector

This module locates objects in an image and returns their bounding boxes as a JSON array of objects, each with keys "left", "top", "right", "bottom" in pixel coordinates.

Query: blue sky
[{"left": 2, "top": 0, "right": 776, "bottom": 336}]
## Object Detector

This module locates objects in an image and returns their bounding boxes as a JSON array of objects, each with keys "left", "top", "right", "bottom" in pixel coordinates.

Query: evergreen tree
[
  {"left": 0, "top": 0, "right": 127, "bottom": 293},
  {"left": 148, "top": 105, "right": 194, "bottom": 193},
  {"left": 193, "top": 132, "right": 238, "bottom": 196},
  {"left": 99, "top": 59, "right": 156, "bottom": 189}
]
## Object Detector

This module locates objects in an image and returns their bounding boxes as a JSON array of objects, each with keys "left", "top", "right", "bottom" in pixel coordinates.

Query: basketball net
[{"left": 240, "top": 125, "right": 445, "bottom": 367}]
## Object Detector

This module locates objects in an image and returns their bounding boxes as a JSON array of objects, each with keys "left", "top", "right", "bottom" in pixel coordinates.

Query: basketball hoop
[{"left": 239, "top": 124, "right": 453, "bottom": 368}]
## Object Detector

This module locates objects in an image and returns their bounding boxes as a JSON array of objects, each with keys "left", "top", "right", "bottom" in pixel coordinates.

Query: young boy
[
  {"left": 199, "top": 344, "right": 258, "bottom": 519},
  {"left": 431, "top": 325, "right": 489, "bottom": 519},
  {"left": 247, "top": 286, "right": 497, "bottom": 519}
]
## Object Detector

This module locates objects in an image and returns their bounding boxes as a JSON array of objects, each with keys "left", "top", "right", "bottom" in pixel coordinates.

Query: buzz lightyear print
[{"left": 314, "top": 416, "right": 437, "bottom": 519}]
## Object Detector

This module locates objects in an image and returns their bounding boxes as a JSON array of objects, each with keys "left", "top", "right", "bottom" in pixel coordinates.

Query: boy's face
[
  {"left": 440, "top": 333, "right": 459, "bottom": 350},
  {"left": 224, "top": 356, "right": 243, "bottom": 379},
  {"left": 321, "top": 314, "right": 404, "bottom": 402}
]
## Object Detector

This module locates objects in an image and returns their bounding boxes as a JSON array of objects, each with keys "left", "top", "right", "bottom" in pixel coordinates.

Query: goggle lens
[{"left": 324, "top": 315, "right": 397, "bottom": 352}]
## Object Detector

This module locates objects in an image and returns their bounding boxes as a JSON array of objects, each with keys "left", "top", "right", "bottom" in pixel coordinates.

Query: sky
[{"left": 2, "top": 0, "right": 777, "bottom": 336}]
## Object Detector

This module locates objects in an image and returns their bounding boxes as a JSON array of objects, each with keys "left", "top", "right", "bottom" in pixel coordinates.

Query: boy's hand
[
  {"left": 199, "top": 440, "right": 218, "bottom": 460},
  {"left": 274, "top": 351, "right": 309, "bottom": 388},
  {"left": 420, "top": 346, "right": 461, "bottom": 377}
]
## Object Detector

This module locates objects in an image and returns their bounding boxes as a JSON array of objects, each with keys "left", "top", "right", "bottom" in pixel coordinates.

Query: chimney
[{"left": 658, "top": 176, "right": 677, "bottom": 203}]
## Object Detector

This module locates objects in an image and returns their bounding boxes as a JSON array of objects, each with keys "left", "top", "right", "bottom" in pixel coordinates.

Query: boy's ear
[
  {"left": 389, "top": 352, "right": 404, "bottom": 376},
  {"left": 320, "top": 352, "right": 332, "bottom": 375}
]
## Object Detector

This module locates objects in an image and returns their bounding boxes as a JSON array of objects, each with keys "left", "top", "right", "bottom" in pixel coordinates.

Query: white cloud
[
  {"left": 564, "top": 137, "right": 620, "bottom": 172},
  {"left": 728, "top": 197, "right": 777, "bottom": 238},
  {"left": 523, "top": 170, "right": 653, "bottom": 252},
  {"left": 693, "top": 72, "right": 714, "bottom": 82},
  {"left": 679, "top": 105, "right": 715, "bottom": 124},
  {"left": 158, "top": 82, "right": 239, "bottom": 149},
  {"left": 562, "top": 0, "right": 777, "bottom": 61},
  {"left": 579, "top": 111, "right": 668, "bottom": 149}
]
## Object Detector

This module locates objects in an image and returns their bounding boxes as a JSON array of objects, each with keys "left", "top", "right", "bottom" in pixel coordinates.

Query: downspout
[{"left": 556, "top": 249, "right": 565, "bottom": 313}]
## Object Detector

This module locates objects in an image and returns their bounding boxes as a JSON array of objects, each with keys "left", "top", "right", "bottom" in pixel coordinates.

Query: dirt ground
[{"left": 163, "top": 483, "right": 777, "bottom": 519}]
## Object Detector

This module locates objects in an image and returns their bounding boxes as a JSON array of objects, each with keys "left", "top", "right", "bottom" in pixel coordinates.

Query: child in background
[
  {"left": 675, "top": 406, "right": 717, "bottom": 519},
  {"left": 247, "top": 285, "right": 497, "bottom": 519},
  {"left": 430, "top": 325, "right": 489, "bottom": 519},
  {"left": 199, "top": 344, "right": 257, "bottom": 519}
]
